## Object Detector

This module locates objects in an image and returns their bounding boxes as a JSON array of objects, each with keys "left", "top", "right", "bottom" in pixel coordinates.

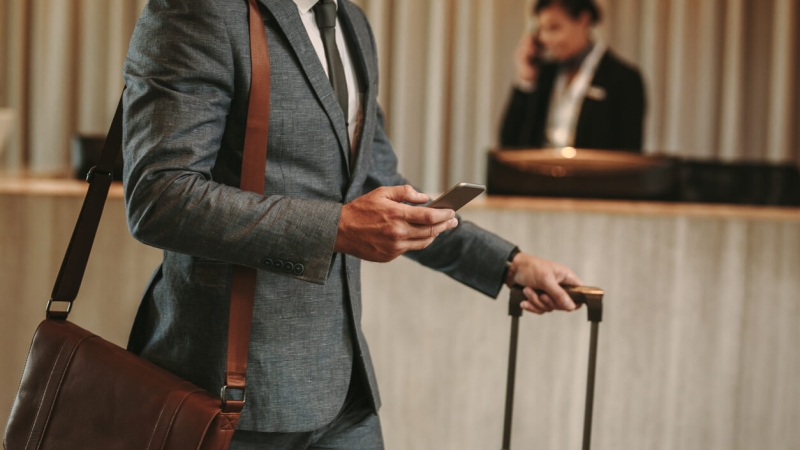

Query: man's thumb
[{"left": 383, "top": 185, "right": 429, "bottom": 204}]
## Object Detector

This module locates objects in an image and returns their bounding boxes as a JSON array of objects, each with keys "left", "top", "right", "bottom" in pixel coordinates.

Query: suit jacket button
[
  {"left": 273, "top": 259, "right": 283, "bottom": 271},
  {"left": 293, "top": 264, "right": 305, "bottom": 275},
  {"left": 261, "top": 257, "right": 273, "bottom": 268},
  {"left": 283, "top": 261, "right": 294, "bottom": 273}
]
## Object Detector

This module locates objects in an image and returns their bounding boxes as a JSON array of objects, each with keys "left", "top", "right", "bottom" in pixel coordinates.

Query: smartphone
[{"left": 428, "top": 182, "right": 486, "bottom": 211}]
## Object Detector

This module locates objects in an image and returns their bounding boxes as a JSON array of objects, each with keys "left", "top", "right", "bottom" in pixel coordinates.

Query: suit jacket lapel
[
  {"left": 258, "top": 0, "right": 351, "bottom": 170},
  {"left": 338, "top": 2, "right": 376, "bottom": 183},
  {"left": 574, "top": 53, "right": 611, "bottom": 148},
  {"left": 531, "top": 65, "right": 557, "bottom": 147}
]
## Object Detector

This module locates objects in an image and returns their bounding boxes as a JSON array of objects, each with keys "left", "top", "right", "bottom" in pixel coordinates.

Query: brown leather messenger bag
[{"left": 3, "top": 0, "right": 269, "bottom": 448}]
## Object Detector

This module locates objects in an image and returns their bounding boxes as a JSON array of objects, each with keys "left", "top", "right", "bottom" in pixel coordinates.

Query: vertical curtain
[
  {"left": 351, "top": 0, "right": 528, "bottom": 192},
  {"left": 0, "top": 0, "right": 146, "bottom": 175},
  {"left": 1, "top": 0, "right": 798, "bottom": 191},
  {"left": 597, "top": 0, "right": 799, "bottom": 163}
]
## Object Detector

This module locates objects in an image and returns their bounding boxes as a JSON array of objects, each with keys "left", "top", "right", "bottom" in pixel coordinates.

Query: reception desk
[{"left": 2, "top": 178, "right": 799, "bottom": 450}]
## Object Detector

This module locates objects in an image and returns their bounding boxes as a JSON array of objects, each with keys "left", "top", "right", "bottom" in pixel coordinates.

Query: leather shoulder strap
[
  {"left": 223, "top": 0, "right": 270, "bottom": 412},
  {"left": 48, "top": 101, "right": 122, "bottom": 316}
]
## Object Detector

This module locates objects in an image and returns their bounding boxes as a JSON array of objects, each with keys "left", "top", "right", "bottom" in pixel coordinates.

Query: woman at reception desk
[{"left": 500, "top": 0, "right": 645, "bottom": 152}]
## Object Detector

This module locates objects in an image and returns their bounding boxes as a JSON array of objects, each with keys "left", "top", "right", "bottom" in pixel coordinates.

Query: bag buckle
[
  {"left": 46, "top": 299, "right": 73, "bottom": 320},
  {"left": 85, "top": 166, "right": 113, "bottom": 183},
  {"left": 220, "top": 385, "right": 246, "bottom": 412}
]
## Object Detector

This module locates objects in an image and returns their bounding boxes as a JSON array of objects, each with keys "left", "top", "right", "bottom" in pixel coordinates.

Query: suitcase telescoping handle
[{"left": 501, "top": 285, "right": 604, "bottom": 450}]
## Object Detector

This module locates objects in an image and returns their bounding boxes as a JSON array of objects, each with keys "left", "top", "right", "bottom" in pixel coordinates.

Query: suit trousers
[{"left": 229, "top": 363, "right": 384, "bottom": 450}]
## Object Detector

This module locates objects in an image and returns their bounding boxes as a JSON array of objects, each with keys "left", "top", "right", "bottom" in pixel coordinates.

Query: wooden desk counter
[
  {"left": 0, "top": 177, "right": 125, "bottom": 197},
  {"left": 4, "top": 177, "right": 799, "bottom": 220},
  {"left": 1, "top": 177, "right": 798, "bottom": 449},
  {"left": 471, "top": 195, "right": 800, "bottom": 221}
]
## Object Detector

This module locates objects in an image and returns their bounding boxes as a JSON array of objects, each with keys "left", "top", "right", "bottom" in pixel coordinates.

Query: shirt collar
[
  {"left": 294, "top": 0, "right": 338, "bottom": 13},
  {"left": 557, "top": 41, "right": 595, "bottom": 71}
]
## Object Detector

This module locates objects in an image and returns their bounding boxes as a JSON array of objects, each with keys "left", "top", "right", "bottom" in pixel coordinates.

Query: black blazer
[{"left": 500, "top": 50, "right": 646, "bottom": 152}]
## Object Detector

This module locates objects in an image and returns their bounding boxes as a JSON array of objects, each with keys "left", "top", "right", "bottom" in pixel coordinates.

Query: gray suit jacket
[{"left": 122, "top": 0, "right": 516, "bottom": 433}]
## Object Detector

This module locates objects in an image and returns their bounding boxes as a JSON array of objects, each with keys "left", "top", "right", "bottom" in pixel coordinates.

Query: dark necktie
[{"left": 313, "top": 0, "right": 349, "bottom": 122}]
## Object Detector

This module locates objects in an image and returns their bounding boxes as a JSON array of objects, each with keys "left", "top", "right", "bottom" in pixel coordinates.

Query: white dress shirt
[{"left": 293, "top": 0, "right": 363, "bottom": 153}]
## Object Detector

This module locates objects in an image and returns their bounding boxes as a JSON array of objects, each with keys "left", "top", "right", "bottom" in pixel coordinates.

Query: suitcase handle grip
[
  {"left": 504, "top": 285, "right": 604, "bottom": 450},
  {"left": 565, "top": 286, "right": 603, "bottom": 323},
  {"left": 510, "top": 285, "right": 603, "bottom": 322}
]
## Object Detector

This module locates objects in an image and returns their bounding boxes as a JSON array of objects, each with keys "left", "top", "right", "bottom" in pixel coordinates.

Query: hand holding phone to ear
[{"left": 514, "top": 30, "right": 542, "bottom": 89}]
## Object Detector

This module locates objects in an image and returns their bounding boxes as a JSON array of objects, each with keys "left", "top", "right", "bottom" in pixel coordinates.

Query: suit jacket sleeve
[
  {"left": 364, "top": 105, "right": 517, "bottom": 298},
  {"left": 122, "top": 0, "right": 340, "bottom": 284}
]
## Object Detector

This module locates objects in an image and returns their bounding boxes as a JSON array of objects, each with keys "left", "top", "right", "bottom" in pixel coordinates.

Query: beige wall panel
[
  {"left": 362, "top": 207, "right": 800, "bottom": 450},
  {"left": 2, "top": 186, "right": 799, "bottom": 450},
  {"left": 0, "top": 190, "right": 163, "bottom": 433}
]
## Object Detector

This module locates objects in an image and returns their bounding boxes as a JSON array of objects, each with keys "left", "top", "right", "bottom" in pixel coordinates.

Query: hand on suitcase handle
[
  {"left": 504, "top": 253, "right": 583, "bottom": 313},
  {"left": 510, "top": 285, "right": 604, "bottom": 322}
]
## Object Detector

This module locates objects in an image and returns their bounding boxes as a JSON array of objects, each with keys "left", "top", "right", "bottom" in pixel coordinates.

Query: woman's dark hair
[{"left": 534, "top": 0, "right": 602, "bottom": 24}]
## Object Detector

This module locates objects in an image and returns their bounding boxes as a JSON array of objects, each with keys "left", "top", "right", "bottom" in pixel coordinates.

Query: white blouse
[{"left": 544, "top": 41, "right": 607, "bottom": 148}]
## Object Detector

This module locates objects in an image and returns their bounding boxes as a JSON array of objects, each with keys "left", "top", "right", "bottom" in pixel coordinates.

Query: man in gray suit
[{"left": 123, "top": 0, "right": 582, "bottom": 448}]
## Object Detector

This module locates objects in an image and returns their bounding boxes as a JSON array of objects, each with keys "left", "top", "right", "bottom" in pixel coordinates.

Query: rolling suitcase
[{"left": 501, "top": 286, "right": 604, "bottom": 450}]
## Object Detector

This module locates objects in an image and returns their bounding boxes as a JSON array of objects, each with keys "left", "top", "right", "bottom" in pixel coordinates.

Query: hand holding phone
[
  {"left": 428, "top": 182, "right": 485, "bottom": 211},
  {"left": 529, "top": 29, "right": 547, "bottom": 67},
  {"left": 515, "top": 31, "right": 540, "bottom": 87},
  {"left": 335, "top": 185, "right": 459, "bottom": 263}
]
